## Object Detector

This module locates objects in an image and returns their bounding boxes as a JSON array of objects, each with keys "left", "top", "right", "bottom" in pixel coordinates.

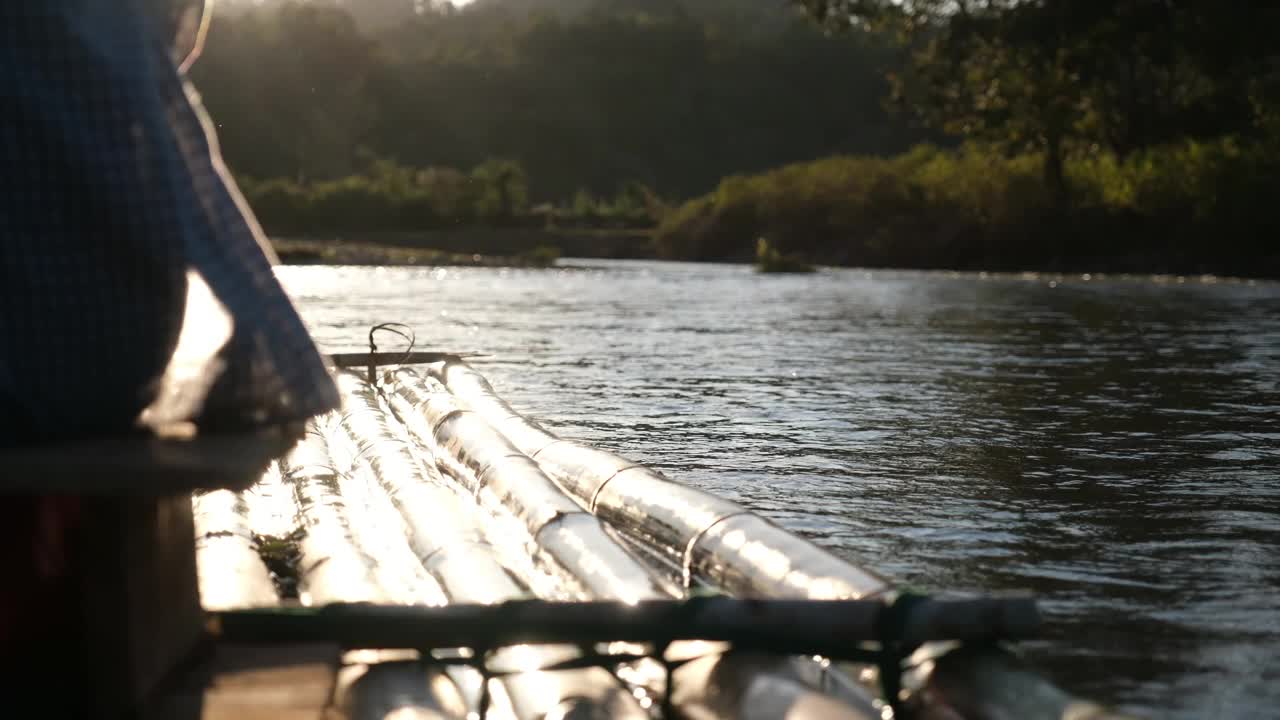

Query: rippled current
[{"left": 279, "top": 260, "right": 1280, "bottom": 719}]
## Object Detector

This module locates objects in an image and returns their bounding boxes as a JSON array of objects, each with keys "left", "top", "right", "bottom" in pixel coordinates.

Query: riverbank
[
  {"left": 270, "top": 228, "right": 655, "bottom": 267},
  {"left": 263, "top": 136, "right": 1280, "bottom": 279},
  {"left": 270, "top": 237, "right": 555, "bottom": 268},
  {"left": 272, "top": 234, "right": 1280, "bottom": 281},
  {"left": 655, "top": 140, "right": 1280, "bottom": 280}
]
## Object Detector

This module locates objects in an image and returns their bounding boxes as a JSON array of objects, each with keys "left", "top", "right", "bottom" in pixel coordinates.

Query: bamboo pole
[
  {"left": 906, "top": 644, "right": 1145, "bottom": 720},
  {"left": 421, "top": 361, "right": 891, "bottom": 601},
  {"left": 319, "top": 410, "right": 448, "bottom": 607},
  {"left": 191, "top": 488, "right": 278, "bottom": 610},
  {"left": 671, "top": 652, "right": 878, "bottom": 720},
  {"left": 385, "top": 374, "right": 669, "bottom": 604},
  {"left": 390, "top": 367, "right": 895, "bottom": 717},
  {"left": 280, "top": 429, "right": 389, "bottom": 605},
  {"left": 378, "top": 371, "right": 890, "bottom": 720},
  {"left": 333, "top": 373, "right": 651, "bottom": 720},
  {"left": 338, "top": 661, "right": 471, "bottom": 720},
  {"left": 411, "top": 361, "right": 1133, "bottom": 720},
  {"left": 242, "top": 461, "right": 302, "bottom": 542},
  {"left": 332, "top": 374, "right": 529, "bottom": 604}
]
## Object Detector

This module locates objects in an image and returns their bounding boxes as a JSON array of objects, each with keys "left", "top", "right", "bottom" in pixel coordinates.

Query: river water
[{"left": 279, "top": 260, "right": 1280, "bottom": 719}]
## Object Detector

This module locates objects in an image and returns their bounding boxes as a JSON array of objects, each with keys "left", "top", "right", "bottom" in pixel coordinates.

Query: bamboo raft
[{"left": 0, "top": 351, "right": 1140, "bottom": 720}]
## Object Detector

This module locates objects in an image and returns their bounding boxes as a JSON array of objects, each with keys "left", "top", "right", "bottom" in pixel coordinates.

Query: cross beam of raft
[
  {"left": 327, "top": 348, "right": 486, "bottom": 381},
  {"left": 210, "top": 595, "right": 1040, "bottom": 654},
  {"left": 326, "top": 352, "right": 487, "bottom": 384},
  {"left": 327, "top": 352, "right": 484, "bottom": 367}
]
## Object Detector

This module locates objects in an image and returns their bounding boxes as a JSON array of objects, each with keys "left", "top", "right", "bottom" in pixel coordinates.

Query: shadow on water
[{"left": 282, "top": 262, "right": 1280, "bottom": 719}]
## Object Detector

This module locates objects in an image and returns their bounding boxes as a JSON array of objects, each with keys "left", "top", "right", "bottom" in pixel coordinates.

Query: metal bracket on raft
[
  {"left": 326, "top": 351, "right": 488, "bottom": 385},
  {"left": 328, "top": 322, "right": 490, "bottom": 385}
]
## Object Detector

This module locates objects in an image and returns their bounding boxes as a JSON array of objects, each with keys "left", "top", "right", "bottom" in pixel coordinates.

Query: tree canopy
[
  {"left": 793, "top": 1, "right": 1280, "bottom": 199},
  {"left": 195, "top": 0, "right": 1279, "bottom": 276},
  {"left": 192, "top": 0, "right": 928, "bottom": 202}
]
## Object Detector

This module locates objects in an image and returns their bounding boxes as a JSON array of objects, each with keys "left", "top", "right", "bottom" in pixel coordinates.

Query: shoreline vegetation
[
  {"left": 270, "top": 237, "right": 558, "bottom": 268},
  {"left": 267, "top": 227, "right": 652, "bottom": 268},
  {"left": 204, "top": 0, "right": 1279, "bottom": 280},
  {"left": 267, "top": 232, "right": 1272, "bottom": 287},
  {"left": 259, "top": 137, "right": 1280, "bottom": 279},
  {"left": 654, "top": 140, "right": 1280, "bottom": 279},
  {"left": 755, "top": 237, "right": 815, "bottom": 274}
]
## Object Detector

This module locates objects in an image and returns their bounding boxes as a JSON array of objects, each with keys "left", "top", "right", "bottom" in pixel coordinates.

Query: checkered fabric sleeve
[{"left": 0, "top": 0, "right": 340, "bottom": 444}]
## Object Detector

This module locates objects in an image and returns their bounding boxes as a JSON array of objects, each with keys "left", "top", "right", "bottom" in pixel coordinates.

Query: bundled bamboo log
[
  {"left": 378, "top": 372, "right": 892, "bottom": 720},
  {"left": 422, "top": 361, "right": 890, "bottom": 601},
  {"left": 280, "top": 429, "right": 389, "bottom": 605},
  {"left": 905, "top": 644, "right": 1143, "bottom": 720},
  {"left": 332, "top": 374, "right": 526, "bottom": 604},
  {"left": 235, "top": 461, "right": 309, "bottom": 600},
  {"left": 243, "top": 460, "right": 304, "bottom": 541},
  {"left": 319, "top": 413, "right": 448, "bottom": 606},
  {"left": 386, "top": 372, "right": 669, "bottom": 604},
  {"left": 407, "top": 362, "right": 1076, "bottom": 719},
  {"left": 332, "top": 373, "right": 652, "bottom": 720},
  {"left": 339, "top": 661, "right": 471, "bottom": 720},
  {"left": 177, "top": 353, "right": 1138, "bottom": 720},
  {"left": 405, "top": 363, "right": 1143, "bottom": 720},
  {"left": 191, "top": 489, "right": 278, "bottom": 610},
  {"left": 671, "top": 652, "right": 878, "bottom": 720}
]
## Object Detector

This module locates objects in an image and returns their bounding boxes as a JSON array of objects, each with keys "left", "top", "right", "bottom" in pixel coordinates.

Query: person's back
[
  {"left": 0, "top": 0, "right": 340, "bottom": 669},
  {"left": 0, "top": 0, "right": 339, "bottom": 442}
]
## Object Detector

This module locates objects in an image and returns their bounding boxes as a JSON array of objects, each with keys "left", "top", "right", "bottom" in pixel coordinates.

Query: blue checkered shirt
[{"left": 0, "top": 0, "right": 340, "bottom": 444}]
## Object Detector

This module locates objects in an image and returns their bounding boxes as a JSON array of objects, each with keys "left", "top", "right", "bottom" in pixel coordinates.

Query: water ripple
[{"left": 281, "top": 260, "right": 1280, "bottom": 720}]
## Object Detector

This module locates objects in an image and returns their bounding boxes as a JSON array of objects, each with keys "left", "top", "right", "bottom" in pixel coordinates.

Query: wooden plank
[
  {"left": 0, "top": 425, "right": 302, "bottom": 494},
  {"left": 80, "top": 495, "right": 207, "bottom": 718},
  {"left": 145, "top": 643, "right": 343, "bottom": 720}
]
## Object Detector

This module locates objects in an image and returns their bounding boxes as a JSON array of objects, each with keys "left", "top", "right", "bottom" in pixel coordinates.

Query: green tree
[
  {"left": 795, "top": 1, "right": 1085, "bottom": 201},
  {"left": 194, "top": 0, "right": 924, "bottom": 201},
  {"left": 793, "top": 1, "right": 1280, "bottom": 202}
]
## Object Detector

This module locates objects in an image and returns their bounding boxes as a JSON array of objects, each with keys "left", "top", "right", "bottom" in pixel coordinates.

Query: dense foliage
[
  {"left": 237, "top": 157, "right": 658, "bottom": 234},
  {"left": 656, "top": 138, "right": 1280, "bottom": 275},
  {"left": 198, "top": 0, "right": 1279, "bottom": 275},
  {"left": 238, "top": 157, "right": 530, "bottom": 235},
  {"left": 793, "top": 1, "right": 1280, "bottom": 200},
  {"left": 650, "top": 0, "right": 1280, "bottom": 275},
  {"left": 194, "top": 0, "right": 925, "bottom": 205}
]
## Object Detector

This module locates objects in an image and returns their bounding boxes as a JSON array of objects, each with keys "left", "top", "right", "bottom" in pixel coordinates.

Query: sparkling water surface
[{"left": 279, "top": 260, "right": 1280, "bottom": 719}]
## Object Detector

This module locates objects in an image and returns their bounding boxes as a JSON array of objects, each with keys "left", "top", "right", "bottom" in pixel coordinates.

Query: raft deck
[{"left": 0, "top": 354, "right": 1140, "bottom": 720}]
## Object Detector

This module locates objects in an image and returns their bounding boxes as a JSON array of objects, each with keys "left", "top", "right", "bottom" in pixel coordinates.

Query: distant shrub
[
  {"left": 519, "top": 244, "right": 562, "bottom": 267},
  {"left": 656, "top": 138, "right": 1280, "bottom": 276},
  {"left": 238, "top": 158, "right": 662, "bottom": 235}
]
